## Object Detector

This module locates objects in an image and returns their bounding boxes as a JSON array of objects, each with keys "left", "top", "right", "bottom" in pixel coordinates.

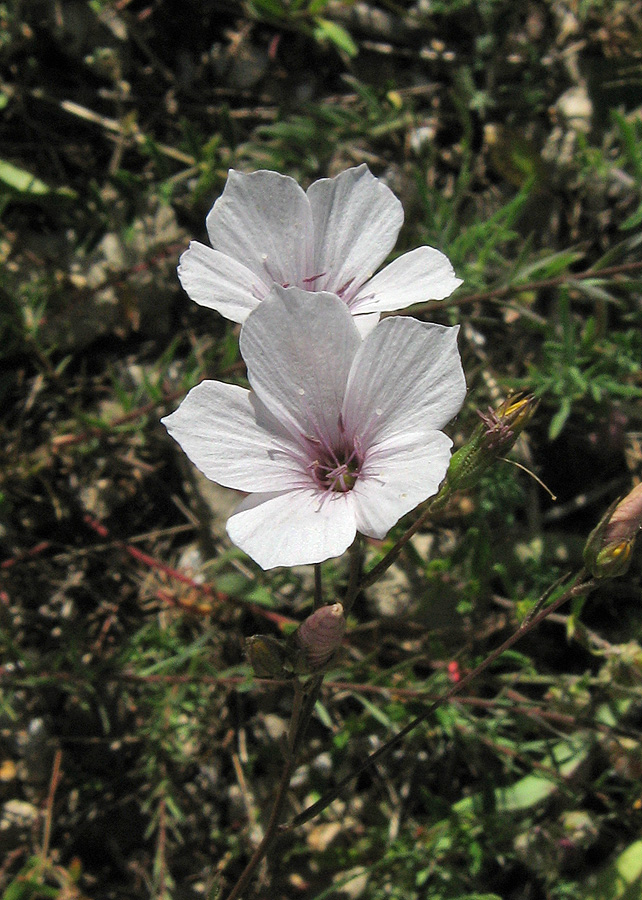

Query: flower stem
[
  {"left": 360, "top": 492, "right": 448, "bottom": 589},
  {"left": 221, "top": 753, "right": 296, "bottom": 900},
  {"left": 221, "top": 673, "right": 325, "bottom": 900},
  {"left": 343, "top": 535, "right": 363, "bottom": 616},
  {"left": 412, "top": 258, "right": 642, "bottom": 316},
  {"left": 283, "top": 571, "right": 596, "bottom": 830}
]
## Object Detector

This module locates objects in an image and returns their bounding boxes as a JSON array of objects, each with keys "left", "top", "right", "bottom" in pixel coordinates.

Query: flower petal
[
  {"left": 349, "top": 246, "right": 463, "bottom": 315},
  {"left": 227, "top": 488, "right": 357, "bottom": 568},
  {"left": 342, "top": 317, "right": 466, "bottom": 445},
  {"left": 353, "top": 431, "right": 453, "bottom": 538},
  {"left": 307, "top": 165, "right": 403, "bottom": 301},
  {"left": 162, "top": 381, "right": 307, "bottom": 492},
  {"left": 352, "top": 311, "right": 381, "bottom": 338},
  {"left": 206, "top": 169, "right": 314, "bottom": 287},
  {"left": 240, "top": 286, "right": 361, "bottom": 446},
  {"left": 178, "top": 241, "right": 269, "bottom": 322}
]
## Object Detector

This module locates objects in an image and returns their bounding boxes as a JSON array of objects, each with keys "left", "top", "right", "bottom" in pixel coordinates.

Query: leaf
[
  {"left": 549, "top": 397, "right": 572, "bottom": 440},
  {"left": 452, "top": 737, "right": 589, "bottom": 817},
  {"left": 513, "top": 249, "right": 584, "bottom": 282},
  {"left": 1, "top": 877, "right": 59, "bottom": 900},
  {"left": 620, "top": 201, "right": 642, "bottom": 231},
  {"left": 247, "top": 0, "right": 286, "bottom": 18},
  {"left": 352, "top": 693, "right": 397, "bottom": 729},
  {"left": 0, "top": 159, "right": 51, "bottom": 195},
  {"left": 586, "top": 840, "right": 642, "bottom": 900},
  {"left": 487, "top": 126, "right": 548, "bottom": 189},
  {"left": 313, "top": 18, "right": 358, "bottom": 57},
  {"left": 493, "top": 773, "right": 559, "bottom": 812},
  {"left": 453, "top": 895, "right": 503, "bottom": 900},
  {"left": 612, "top": 110, "right": 642, "bottom": 181}
]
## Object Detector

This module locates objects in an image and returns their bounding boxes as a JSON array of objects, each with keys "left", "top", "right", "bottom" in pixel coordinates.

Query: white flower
[
  {"left": 162, "top": 286, "right": 466, "bottom": 569},
  {"left": 178, "top": 165, "right": 462, "bottom": 335}
]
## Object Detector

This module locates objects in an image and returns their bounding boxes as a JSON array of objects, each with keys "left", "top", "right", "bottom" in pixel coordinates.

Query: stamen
[
  {"left": 263, "top": 260, "right": 280, "bottom": 283},
  {"left": 308, "top": 437, "right": 363, "bottom": 494},
  {"left": 347, "top": 291, "right": 374, "bottom": 309},
  {"left": 335, "top": 277, "right": 355, "bottom": 300}
]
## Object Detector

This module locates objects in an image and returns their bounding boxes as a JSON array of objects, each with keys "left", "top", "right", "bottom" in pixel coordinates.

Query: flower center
[{"left": 309, "top": 441, "right": 362, "bottom": 493}]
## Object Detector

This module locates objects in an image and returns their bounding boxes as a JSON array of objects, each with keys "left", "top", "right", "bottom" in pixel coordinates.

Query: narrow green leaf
[
  {"left": 308, "top": 0, "right": 331, "bottom": 12},
  {"left": 549, "top": 397, "right": 572, "bottom": 440},
  {"left": 0, "top": 159, "right": 51, "bottom": 195},
  {"left": 620, "top": 202, "right": 642, "bottom": 231},
  {"left": 588, "top": 840, "right": 642, "bottom": 900},
  {"left": 313, "top": 18, "right": 358, "bottom": 56},
  {"left": 453, "top": 737, "right": 588, "bottom": 817},
  {"left": 612, "top": 110, "right": 642, "bottom": 181},
  {"left": 248, "top": 0, "right": 286, "bottom": 17}
]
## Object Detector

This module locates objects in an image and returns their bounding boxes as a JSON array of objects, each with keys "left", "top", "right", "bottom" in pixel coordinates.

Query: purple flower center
[
  {"left": 307, "top": 433, "right": 363, "bottom": 494},
  {"left": 261, "top": 259, "right": 360, "bottom": 304}
]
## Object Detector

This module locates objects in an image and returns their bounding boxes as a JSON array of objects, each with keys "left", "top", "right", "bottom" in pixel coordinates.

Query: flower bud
[
  {"left": 246, "top": 635, "right": 288, "bottom": 678},
  {"left": 584, "top": 483, "right": 642, "bottom": 578},
  {"left": 294, "top": 602, "right": 346, "bottom": 671},
  {"left": 444, "top": 394, "right": 538, "bottom": 493}
]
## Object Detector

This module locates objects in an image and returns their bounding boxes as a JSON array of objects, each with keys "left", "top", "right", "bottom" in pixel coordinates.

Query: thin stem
[
  {"left": 291, "top": 674, "right": 325, "bottom": 755},
  {"left": 314, "top": 563, "right": 323, "bottom": 610},
  {"left": 360, "top": 492, "right": 447, "bottom": 589},
  {"left": 283, "top": 572, "right": 596, "bottom": 830},
  {"left": 222, "top": 753, "right": 297, "bottom": 900},
  {"left": 408, "top": 258, "right": 642, "bottom": 316},
  {"left": 39, "top": 748, "right": 63, "bottom": 870},
  {"left": 222, "top": 672, "right": 326, "bottom": 900},
  {"left": 342, "top": 536, "right": 364, "bottom": 616}
]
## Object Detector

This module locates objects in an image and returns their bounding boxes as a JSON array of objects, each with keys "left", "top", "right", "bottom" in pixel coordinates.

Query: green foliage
[
  {"left": 2, "top": 1, "right": 642, "bottom": 898},
  {"left": 0, "top": 856, "right": 83, "bottom": 900},
  {"left": 238, "top": 80, "right": 411, "bottom": 177},
  {"left": 524, "top": 293, "right": 642, "bottom": 439},
  {"left": 247, "top": 0, "right": 357, "bottom": 56}
]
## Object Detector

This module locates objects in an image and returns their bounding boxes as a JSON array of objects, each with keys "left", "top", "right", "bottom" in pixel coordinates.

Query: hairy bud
[
  {"left": 584, "top": 483, "right": 642, "bottom": 578},
  {"left": 445, "top": 394, "right": 538, "bottom": 493},
  {"left": 295, "top": 602, "right": 346, "bottom": 671}
]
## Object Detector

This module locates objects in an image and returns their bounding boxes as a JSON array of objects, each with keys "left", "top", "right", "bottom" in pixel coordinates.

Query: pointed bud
[
  {"left": 444, "top": 394, "right": 538, "bottom": 493},
  {"left": 246, "top": 635, "right": 288, "bottom": 678},
  {"left": 295, "top": 603, "right": 346, "bottom": 671},
  {"left": 584, "top": 483, "right": 642, "bottom": 578}
]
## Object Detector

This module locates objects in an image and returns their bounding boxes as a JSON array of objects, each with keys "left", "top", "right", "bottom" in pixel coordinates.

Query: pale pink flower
[
  {"left": 162, "top": 286, "right": 466, "bottom": 569},
  {"left": 178, "top": 165, "right": 461, "bottom": 335}
]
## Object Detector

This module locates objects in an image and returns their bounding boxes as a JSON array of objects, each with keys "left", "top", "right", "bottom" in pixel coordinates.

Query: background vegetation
[{"left": 1, "top": 1, "right": 642, "bottom": 898}]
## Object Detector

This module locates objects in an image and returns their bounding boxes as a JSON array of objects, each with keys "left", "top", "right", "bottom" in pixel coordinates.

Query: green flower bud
[
  {"left": 444, "top": 394, "right": 538, "bottom": 493},
  {"left": 246, "top": 635, "right": 288, "bottom": 678},
  {"left": 584, "top": 483, "right": 642, "bottom": 579},
  {"left": 294, "top": 602, "right": 346, "bottom": 672}
]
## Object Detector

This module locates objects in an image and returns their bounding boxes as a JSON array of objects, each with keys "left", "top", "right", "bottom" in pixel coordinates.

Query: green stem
[
  {"left": 221, "top": 672, "right": 324, "bottom": 900},
  {"left": 342, "top": 536, "right": 364, "bottom": 616},
  {"left": 283, "top": 572, "right": 596, "bottom": 830},
  {"left": 314, "top": 563, "right": 323, "bottom": 610},
  {"left": 360, "top": 491, "right": 449, "bottom": 590},
  {"left": 411, "top": 259, "right": 642, "bottom": 316}
]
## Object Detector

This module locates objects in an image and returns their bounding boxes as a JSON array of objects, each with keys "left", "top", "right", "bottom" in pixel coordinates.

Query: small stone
[
  {"left": 556, "top": 86, "right": 592, "bottom": 133},
  {"left": 0, "top": 760, "right": 17, "bottom": 782},
  {"left": 263, "top": 714, "right": 288, "bottom": 743},
  {"left": 1, "top": 799, "right": 39, "bottom": 827},
  {"left": 335, "top": 867, "right": 369, "bottom": 899},
  {"left": 307, "top": 821, "right": 342, "bottom": 852}
]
